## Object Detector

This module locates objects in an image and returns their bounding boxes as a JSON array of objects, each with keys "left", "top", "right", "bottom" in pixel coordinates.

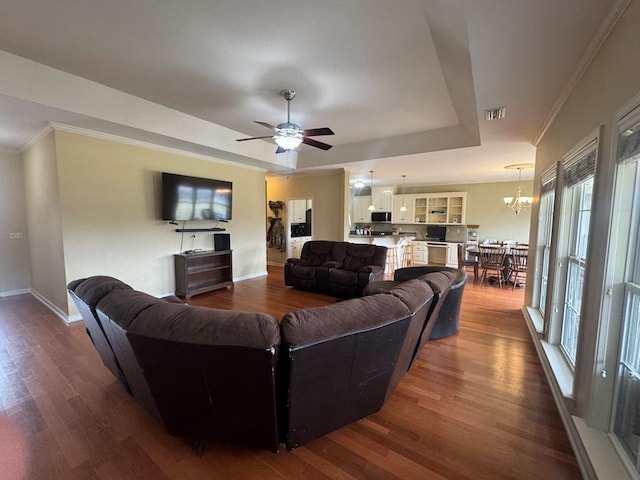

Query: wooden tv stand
[{"left": 174, "top": 250, "right": 233, "bottom": 299}]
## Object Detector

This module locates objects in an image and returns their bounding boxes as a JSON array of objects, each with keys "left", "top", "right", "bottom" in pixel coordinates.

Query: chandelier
[{"left": 503, "top": 163, "right": 534, "bottom": 215}]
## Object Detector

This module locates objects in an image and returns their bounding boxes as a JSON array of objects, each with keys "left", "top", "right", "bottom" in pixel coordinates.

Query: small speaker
[{"left": 214, "top": 233, "right": 230, "bottom": 251}]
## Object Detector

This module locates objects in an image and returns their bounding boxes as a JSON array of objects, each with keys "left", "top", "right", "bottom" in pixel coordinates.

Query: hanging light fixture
[
  {"left": 399, "top": 174, "right": 407, "bottom": 212},
  {"left": 368, "top": 170, "right": 376, "bottom": 211},
  {"left": 353, "top": 180, "right": 365, "bottom": 189},
  {"left": 503, "top": 163, "right": 534, "bottom": 215}
]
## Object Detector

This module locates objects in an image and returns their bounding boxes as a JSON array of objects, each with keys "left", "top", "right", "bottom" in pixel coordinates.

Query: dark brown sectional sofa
[
  {"left": 284, "top": 240, "right": 387, "bottom": 297},
  {"left": 67, "top": 267, "right": 462, "bottom": 452}
]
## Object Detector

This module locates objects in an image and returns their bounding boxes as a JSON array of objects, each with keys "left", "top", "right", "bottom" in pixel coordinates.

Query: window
[
  {"left": 560, "top": 177, "right": 593, "bottom": 365},
  {"left": 551, "top": 139, "right": 597, "bottom": 367},
  {"left": 536, "top": 168, "right": 556, "bottom": 317},
  {"left": 611, "top": 111, "right": 640, "bottom": 473}
]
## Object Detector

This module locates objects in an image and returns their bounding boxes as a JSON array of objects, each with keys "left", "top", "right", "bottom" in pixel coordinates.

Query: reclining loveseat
[{"left": 284, "top": 240, "right": 387, "bottom": 297}]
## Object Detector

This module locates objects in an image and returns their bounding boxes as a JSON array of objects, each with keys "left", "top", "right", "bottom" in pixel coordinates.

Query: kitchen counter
[{"left": 348, "top": 232, "right": 417, "bottom": 246}]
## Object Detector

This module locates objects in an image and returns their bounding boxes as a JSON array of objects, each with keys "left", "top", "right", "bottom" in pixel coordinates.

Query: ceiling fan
[{"left": 236, "top": 89, "right": 334, "bottom": 153}]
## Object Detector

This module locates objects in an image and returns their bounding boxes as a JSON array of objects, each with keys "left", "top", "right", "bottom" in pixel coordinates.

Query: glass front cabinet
[{"left": 411, "top": 193, "right": 466, "bottom": 225}]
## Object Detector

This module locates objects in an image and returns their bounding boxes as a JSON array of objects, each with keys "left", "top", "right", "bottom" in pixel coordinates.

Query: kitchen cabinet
[
  {"left": 392, "top": 194, "right": 414, "bottom": 223},
  {"left": 289, "top": 199, "right": 311, "bottom": 223},
  {"left": 351, "top": 196, "right": 372, "bottom": 223},
  {"left": 446, "top": 243, "right": 459, "bottom": 267},
  {"left": 287, "top": 236, "right": 312, "bottom": 259},
  {"left": 413, "top": 241, "right": 428, "bottom": 264},
  {"left": 371, "top": 186, "right": 394, "bottom": 211},
  {"left": 412, "top": 192, "right": 466, "bottom": 224}
]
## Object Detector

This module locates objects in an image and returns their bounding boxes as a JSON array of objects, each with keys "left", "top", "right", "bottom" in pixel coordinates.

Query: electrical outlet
[{"left": 9, "top": 232, "right": 23, "bottom": 239}]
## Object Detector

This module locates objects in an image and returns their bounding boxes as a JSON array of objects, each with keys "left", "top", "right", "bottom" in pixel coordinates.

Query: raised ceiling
[{"left": 0, "top": 0, "right": 622, "bottom": 186}]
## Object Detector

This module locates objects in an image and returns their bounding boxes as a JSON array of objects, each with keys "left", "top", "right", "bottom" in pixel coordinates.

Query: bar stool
[
  {"left": 385, "top": 245, "right": 400, "bottom": 275},
  {"left": 401, "top": 238, "right": 414, "bottom": 267}
]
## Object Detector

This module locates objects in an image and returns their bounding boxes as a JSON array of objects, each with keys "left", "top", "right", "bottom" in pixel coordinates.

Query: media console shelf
[
  {"left": 175, "top": 227, "right": 226, "bottom": 232},
  {"left": 174, "top": 250, "right": 233, "bottom": 299}
]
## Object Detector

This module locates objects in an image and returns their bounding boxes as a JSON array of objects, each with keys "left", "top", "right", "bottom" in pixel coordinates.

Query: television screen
[{"left": 162, "top": 172, "right": 232, "bottom": 221}]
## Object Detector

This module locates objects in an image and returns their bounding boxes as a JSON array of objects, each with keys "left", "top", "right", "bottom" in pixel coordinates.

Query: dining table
[{"left": 467, "top": 246, "right": 526, "bottom": 287}]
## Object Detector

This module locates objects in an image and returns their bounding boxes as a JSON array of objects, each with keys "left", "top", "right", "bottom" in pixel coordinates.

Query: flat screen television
[{"left": 161, "top": 172, "right": 232, "bottom": 222}]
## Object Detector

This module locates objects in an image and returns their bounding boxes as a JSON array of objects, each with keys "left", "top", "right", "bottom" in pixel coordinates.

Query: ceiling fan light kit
[{"left": 236, "top": 89, "right": 334, "bottom": 153}]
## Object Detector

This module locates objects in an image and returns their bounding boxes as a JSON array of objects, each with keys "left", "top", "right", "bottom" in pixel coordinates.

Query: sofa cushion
[
  {"left": 97, "top": 289, "right": 164, "bottom": 330},
  {"left": 304, "top": 241, "right": 337, "bottom": 267},
  {"left": 328, "top": 268, "right": 359, "bottom": 286},
  {"left": 362, "top": 280, "right": 399, "bottom": 296},
  {"left": 342, "top": 244, "right": 379, "bottom": 272},
  {"left": 70, "top": 276, "right": 133, "bottom": 308},
  {"left": 281, "top": 294, "right": 410, "bottom": 346},
  {"left": 288, "top": 265, "right": 317, "bottom": 280},
  {"left": 417, "top": 272, "right": 452, "bottom": 296},
  {"left": 131, "top": 303, "right": 280, "bottom": 349},
  {"left": 386, "top": 279, "right": 434, "bottom": 314}
]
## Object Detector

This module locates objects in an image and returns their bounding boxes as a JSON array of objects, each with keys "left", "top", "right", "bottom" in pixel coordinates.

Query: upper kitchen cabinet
[
  {"left": 392, "top": 194, "right": 414, "bottom": 223},
  {"left": 411, "top": 192, "right": 466, "bottom": 224},
  {"left": 371, "top": 186, "right": 394, "bottom": 212},
  {"left": 351, "top": 196, "right": 372, "bottom": 223}
]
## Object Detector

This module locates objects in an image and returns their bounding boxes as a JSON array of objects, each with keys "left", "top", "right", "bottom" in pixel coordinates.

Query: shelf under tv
[{"left": 175, "top": 227, "right": 226, "bottom": 232}]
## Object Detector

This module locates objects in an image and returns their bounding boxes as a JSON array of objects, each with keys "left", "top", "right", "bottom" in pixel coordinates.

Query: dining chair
[
  {"left": 478, "top": 245, "right": 507, "bottom": 287},
  {"left": 509, "top": 246, "right": 529, "bottom": 290},
  {"left": 457, "top": 243, "right": 479, "bottom": 281}
]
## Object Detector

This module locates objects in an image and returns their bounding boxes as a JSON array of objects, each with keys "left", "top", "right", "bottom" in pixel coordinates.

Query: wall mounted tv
[{"left": 161, "top": 172, "right": 232, "bottom": 222}]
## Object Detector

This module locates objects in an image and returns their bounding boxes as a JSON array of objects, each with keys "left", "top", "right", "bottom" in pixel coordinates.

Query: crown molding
[
  {"left": 533, "top": 0, "right": 631, "bottom": 146},
  {"left": 21, "top": 124, "right": 54, "bottom": 152}
]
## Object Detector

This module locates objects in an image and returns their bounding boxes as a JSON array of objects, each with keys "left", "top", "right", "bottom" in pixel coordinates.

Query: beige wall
[
  {"left": 21, "top": 130, "right": 267, "bottom": 317},
  {"left": 266, "top": 171, "right": 346, "bottom": 265},
  {"left": 531, "top": 0, "right": 640, "bottom": 435},
  {"left": 23, "top": 132, "right": 68, "bottom": 313},
  {"left": 0, "top": 149, "right": 31, "bottom": 294}
]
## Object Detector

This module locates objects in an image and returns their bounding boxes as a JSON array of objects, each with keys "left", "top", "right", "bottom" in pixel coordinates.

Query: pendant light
[
  {"left": 399, "top": 174, "right": 408, "bottom": 212},
  {"left": 367, "top": 170, "right": 376, "bottom": 211}
]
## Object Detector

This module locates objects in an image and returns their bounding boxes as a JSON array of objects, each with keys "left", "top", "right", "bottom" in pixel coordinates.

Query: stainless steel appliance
[{"left": 371, "top": 211, "right": 392, "bottom": 222}]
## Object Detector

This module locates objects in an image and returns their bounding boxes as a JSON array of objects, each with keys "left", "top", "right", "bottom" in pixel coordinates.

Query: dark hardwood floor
[{"left": 0, "top": 267, "right": 582, "bottom": 479}]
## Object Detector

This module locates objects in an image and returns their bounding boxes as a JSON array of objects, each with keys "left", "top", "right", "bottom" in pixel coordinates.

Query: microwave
[{"left": 371, "top": 211, "right": 392, "bottom": 222}]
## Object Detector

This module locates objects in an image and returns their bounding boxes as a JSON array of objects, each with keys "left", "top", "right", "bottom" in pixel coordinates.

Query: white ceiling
[{"left": 0, "top": 0, "right": 622, "bottom": 187}]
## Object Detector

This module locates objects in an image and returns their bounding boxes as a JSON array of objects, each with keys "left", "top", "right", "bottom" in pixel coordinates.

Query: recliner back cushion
[
  {"left": 281, "top": 294, "right": 410, "bottom": 346},
  {"left": 132, "top": 303, "right": 280, "bottom": 349},
  {"left": 70, "top": 276, "right": 133, "bottom": 308},
  {"left": 342, "top": 244, "right": 379, "bottom": 272},
  {"left": 387, "top": 279, "right": 434, "bottom": 314},
  {"left": 417, "top": 272, "right": 452, "bottom": 297},
  {"left": 97, "top": 289, "right": 164, "bottom": 330},
  {"left": 303, "top": 241, "right": 336, "bottom": 267}
]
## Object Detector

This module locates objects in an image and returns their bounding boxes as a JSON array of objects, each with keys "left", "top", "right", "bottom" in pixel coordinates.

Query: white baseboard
[
  {"left": 29, "top": 289, "right": 81, "bottom": 324},
  {"left": 233, "top": 270, "right": 268, "bottom": 282},
  {"left": 0, "top": 288, "right": 31, "bottom": 297},
  {"left": 522, "top": 307, "right": 634, "bottom": 480}
]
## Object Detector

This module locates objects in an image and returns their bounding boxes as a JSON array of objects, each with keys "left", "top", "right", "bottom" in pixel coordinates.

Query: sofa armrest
[
  {"left": 287, "top": 258, "right": 309, "bottom": 266},
  {"left": 322, "top": 261, "right": 343, "bottom": 269},
  {"left": 359, "top": 265, "right": 384, "bottom": 274}
]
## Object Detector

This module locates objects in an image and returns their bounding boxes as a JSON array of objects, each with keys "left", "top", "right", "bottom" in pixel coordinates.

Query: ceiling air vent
[{"left": 485, "top": 106, "right": 506, "bottom": 121}]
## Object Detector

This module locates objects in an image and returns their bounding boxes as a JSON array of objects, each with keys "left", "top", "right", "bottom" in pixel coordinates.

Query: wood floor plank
[{"left": 0, "top": 268, "right": 583, "bottom": 479}]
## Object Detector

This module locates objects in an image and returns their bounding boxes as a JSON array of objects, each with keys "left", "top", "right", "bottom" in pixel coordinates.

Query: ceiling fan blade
[
  {"left": 255, "top": 121, "right": 278, "bottom": 131},
  {"left": 302, "top": 127, "right": 334, "bottom": 137},
  {"left": 302, "top": 137, "right": 333, "bottom": 151},
  {"left": 275, "top": 146, "right": 287, "bottom": 154},
  {"left": 236, "top": 135, "right": 274, "bottom": 142}
]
